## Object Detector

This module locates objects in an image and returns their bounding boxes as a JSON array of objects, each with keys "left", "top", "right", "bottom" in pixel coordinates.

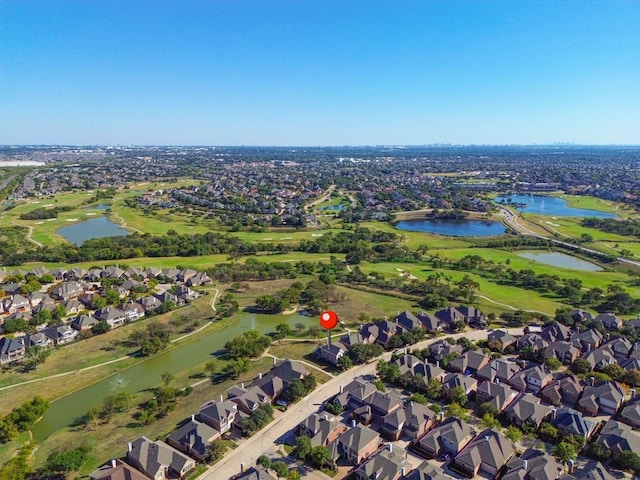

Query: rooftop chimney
[
  {"left": 523, "top": 459, "right": 528, "bottom": 471},
  {"left": 387, "top": 443, "right": 393, "bottom": 452},
  {"left": 240, "top": 462, "right": 245, "bottom": 474},
  {"left": 552, "top": 408, "right": 557, "bottom": 419},
  {"left": 632, "top": 389, "right": 636, "bottom": 398},
  {"left": 495, "top": 378, "right": 500, "bottom": 384},
  {"left": 568, "top": 459, "right": 574, "bottom": 474},
  {"left": 340, "top": 384, "right": 344, "bottom": 394},
  {"left": 111, "top": 460, "right": 116, "bottom": 469},
  {"left": 352, "top": 419, "right": 356, "bottom": 427},
  {"left": 484, "top": 435, "right": 489, "bottom": 442},
  {"left": 273, "top": 357, "right": 277, "bottom": 366},
  {"left": 241, "top": 383, "right": 244, "bottom": 389},
  {"left": 259, "top": 372, "right": 262, "bottom": 379},
  {"left": 127, "top": 442, "right": 132, "bottom": 453},
  {"left": 220, "top": 394, "right": 223, "bottom": 402},
  {"left": 401, "top": 467, "right": 406, "bottom": 476},
  {"left": 191, "top": 414, "right": 195, "bottom": 422}
]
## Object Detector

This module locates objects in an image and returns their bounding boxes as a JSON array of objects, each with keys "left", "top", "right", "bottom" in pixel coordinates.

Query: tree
[
  {"left": 538, "top": 422, "right": 559, "bottom": 442},
  {"left": 294, "top": 322, "right": 305, "bottom": 334},
  {"left": 505, "top": 426, "right": 523, "bottom": 443},
  {"left": 207, "top": 440, "right": 229, "bottom": 463},
  {"left": 448, "top": 386, "right": 468, "bottom": 406},
  {"left": 285, "top": 379, "right": 307, "bottom": 402},
  {"left": 603, "top": 363, "right": 624, "bottom": 381},
  {"left": 257, "top": 455, "right": 272, "bottom": 469},
  {"left": 478, "top": 402, "right": 499, "bottom": 418},
  {"left": 409, "top": 393, "right": 428, "bottom": 405},
  {"left": 204, "top": 360, "right": 220, "bottom": 376},
  {"left": 272, "top": 461, "right": 289, "bottom": 479},
  {"left": 425, "top": 378, "right": 443, "bottom": 400},
  {"left": 25, "top": 345, "right": 51, "bottom": 371},
  {"left": 92, "top": 320, "right": 111, "bottom": 335},
  {"left": 309, "top": 446, "right": 332, "bottom": 469},
  {"left": 625, "top": 369, "right": 640, "bottom": 387},
  {"left": 275, "top": 323, "right": 292, "bottom": 339},
  {"left": 447, "top": 403, "right": 469, "bottom": 421},
  {"left": 225, "top": 357, "right": 251, "bottom": 378},
  {"left": 544, "top": 357, "right": 563, "bottom": 371},
  {"left": 337, "top": 355, "right": 353, "bottom": 371},
  {"left": 585, "top": 442, "right": 610, "bottom": 461},
  {"left": 161, "top": 372, "right": 174, "bottom": 386},
  {"left": 287, "top": 470, "right": 301, "bottom": 480},
  {"left": 615, "top": 450, "right": 640, "bottom": 472},
  {"left": 44, "top": 445, "right": 91, "bottom": 477},
  {"left": 308, "top": 325, "right": 321, "bottom": 340},
  {"left": 571, "top": 358, "right": 592, "bottom": 374},
  {"left": 296, "top": 435, "right": 312, "bottom": 460},
  {"left": 480, "top": 413, "right": 500, "bottom": 429},
  {"left": 553, "top": 441, "right": 577, "bottom": 463}
]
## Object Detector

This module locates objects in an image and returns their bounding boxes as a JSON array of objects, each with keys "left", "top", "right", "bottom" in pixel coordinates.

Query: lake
[
  {"left": 31, "top": 312, "right": 317, "bottom": 441},
  {"left": 57, "top": 217, "right": 130, "bottom": 245},
  {"left": 84, "top": 204, "right": 111, "bottom": 210},
  {"left": 395, "top": 219, "right": 506, "bottom": 237},
  {"left": 495, "top": 194, "right": 616, "bottom": 218},
  {"left": 319, "top": 205, "right": 345, "bottom": 211},
  {"left": 518, "top": 251, "right": 604, "bottom": 271}
]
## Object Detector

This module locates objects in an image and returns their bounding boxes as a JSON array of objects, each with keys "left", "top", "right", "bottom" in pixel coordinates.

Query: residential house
[
  {"left": 43, "top": 325, "right": 78, "bottom": 345},
  {"left": 49, "top": 268, "right": 67, "bottom": 282},
  {"left": 570, "top": 329, "right": 603, "bottom": 353},
  {"left": 442, "top": 373, "right": 477, "bottom": 400},
  {"left": 94, "top": 307, "right": 127, "bottom": 328},
  {"left": 417, "top": 311, "right": 441, "bottom": 333},
  {"left": 339, "top": 332, "right": 368, "bottom": 349},
  {"left": 596, "top": 419, "right": 640, "bottom": 458},
  {"left": 435, "top": 307, "right": 466, "bottom": 328},
  {"left": 551, "top": 407, "right": 597, "bottom": 441},
  {"left": 187, "top": 272, "right": 212, "bottom": 287},
  {"left": 487, "top": 330, "right": 518, "bottom": 351},
  {"left": 380, "top": 403, "right": 436, "bottom": 441},
  {"left": 165, "top": 417, "right": 220, "bottom": 462},
  {"left": 122, "top": 302, "right": 145, "bottom": 322},
  {"left": 619, "top": 397, "right": 640, "bottom": 428},
  {"left": 51, "top": 281, "right": 85, "bottom": 301},
  {"left": 543, "top": 341, "right": 580, "bottom": 365},
  {"left": 517, "top": 334, "right": 548, "bottom": 352},
  {"left": 360, "top": 323, "right": 380, "bottom": 345},
  {"left": 335, "top": 424, "right": 381, "bottom": 465},
  {"left": 619, "top": 357, "right": 640, "bottom": 372},
  {"left": 227, "top": 385, "right": 271, "bottom": 415},
  {"left": 252, "top": 374, "right": 284, "bottom": 402},
  {"left": 403, "top": 462, "right": 456, "bottom": 480},
  {"left": 366, "top": 391, "right": 403, "bottom": 421},
  {"left": 298, "top": 413, "right": 348, "bottom": 447},
  {"left": 605, "top": 337, "right": 632, "bottom": 359},
  {"left": 374, "top": 320, "right": 402, "bottom": 348},
  {"left": 570, "top": 309, "right": 594, "bottom": 324},
  {"left": 502, "top": 448, "right": 565, "bottom": 480},
  {"left": 395, "top": 311, "right": 423, "bottom": 333},
  {"left": 505, "top": 393, "right": 552, "bottom": 428},
  {"left": 32, "top": 296, "right": 56, "bottom": 314},
  {"left": 452, "top": 428, "right": 515, "bottom": 478},
  {"left": 90, "top": 459, "right": 152, "bottom": 480},
  {"left": 476, "top": 359, "right": 521, "bottom": 384},
  {"left": 577, "top": 382, "right": 624, "bottom": 416},
  {"left": 429, "top": 340, "right": 463, "bottom": 362},
  {"left": 540, "top": 375, "right": 583, "bottom": 407},
  {"left": 234, "top": 467, "right": 276, "bottom": 480},
  {"left": 563, "top": 461, "right": 615, "bottom": 480},
  {"left": 457, "top": 306, "right": 487, "bottom": 328},
  {"left": 197, "top": 399, "right": 238, "bottom": 434},
  {"left": 354, "top": 447, "right": 412, "bottom": 480},
  {"left": 541, "top": 322, "right": 572, "bottom": 343},
  {"left": 177, "top": 269, "right": 197, "bottom": 283},
  {"left": 65, "top": 267, "right": 86, "bottom": 281},
  {"left": 4, "top": 294, "right": 30, "bottom": 314},
  {"left": 140, "top": 296, "right": 162, "bottom": 312},
  {"left": 449, "top": 350, "right": 491, "bottom": 375},
  {"left": 596, "top": 312, "right": 622, "bottom": 330},
  {"left": 154, "top": 291, "right": 180, "bottom": 307},
  {"left": 72, "top": 313, "right": 99, "bottom": 331},
  {"left": 63, "top": 299, "right": 83, "bottom": 316},
  {"left": 476, "top": 381, "right": 519, "bottom": 413},
  {"left": 126, "top": 437, "right": 195, "bottom": 480},
  {"left": 315, "top": 342, "right": 346, "bottom": 366},
  {"left": 174, "top": 285, "right": 197, "bottom": 302},
  {"left": 27, "top": 332, "right": 54, "bottom": 349},
  {"left": 269, "top": 359, "right": 309, "bottom": 386},
  {"left": 413, "top": 418, "right": 475, "bottom": 459},
  {"left": 508, "top": 366, "right": 553, "bottom": 393},
  {"left": 412, "top": 361, "right": 446, "bottom": 384},
  {"left": 582, "top": 346, "right": 615, "bottom": 371},
  {"left": 332, "top": 379, "right": 377, "bottom": 410}
]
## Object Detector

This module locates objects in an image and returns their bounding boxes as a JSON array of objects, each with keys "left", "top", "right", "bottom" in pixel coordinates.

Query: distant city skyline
[{"left": 1, "top": 1, "right": 638, "bottom": 146}]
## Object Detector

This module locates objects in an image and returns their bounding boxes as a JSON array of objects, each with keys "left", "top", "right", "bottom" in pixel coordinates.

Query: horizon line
[{"left": 2, "top": 143, "right": 640, "bottom": 148}]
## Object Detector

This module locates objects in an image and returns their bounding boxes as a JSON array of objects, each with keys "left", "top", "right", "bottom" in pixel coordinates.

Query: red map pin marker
[{"left": 320, "top": 310, "right": 339, "bottom": 330}]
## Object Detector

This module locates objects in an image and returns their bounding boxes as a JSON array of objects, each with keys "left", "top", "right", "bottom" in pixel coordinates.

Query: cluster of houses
[
  {"left": 0, "top": 266, "right": 212, "bottom": 365},
  {"left": 316, "top": 307, "right": 487, "bottom": 365},
  {"left": 311, "top": 308, "right": 640, "bottom": 480},
  {"left": 88, "top": 359, "right": 310, "bottom": 480}
]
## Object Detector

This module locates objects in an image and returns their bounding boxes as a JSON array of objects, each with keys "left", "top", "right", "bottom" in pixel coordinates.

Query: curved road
[{"left": 199, "top": 327, "right": 523, "bottom": 480}]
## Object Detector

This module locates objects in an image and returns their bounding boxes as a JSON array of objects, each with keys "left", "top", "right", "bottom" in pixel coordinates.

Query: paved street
[{"left": 198, "top": 328, "right": 523, "bottom": 480}]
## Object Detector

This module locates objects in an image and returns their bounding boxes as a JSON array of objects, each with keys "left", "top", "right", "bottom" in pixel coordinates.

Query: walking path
[
  {"left": 25, "top": 225, "right": 43, "bottom": 248},
  {"left": 305, "top": 185, "right": 336, "bottom": 211},
  {"left": 474, "top": 294, "right": 550, "bottom": 316},
  {"left": 0, "top": 289, "right": 221, "bottom": 392},
  {"left": 198, "top": 327, "right": 524, "bottom": 480}
]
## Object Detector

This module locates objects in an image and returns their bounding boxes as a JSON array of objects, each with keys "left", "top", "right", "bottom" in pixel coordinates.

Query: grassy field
[
  {"left": 555, "top": 194, "right": 620, "bottom": 214},
  {"left": 359, "top": 221, "right": 476, "bottom": 250}
]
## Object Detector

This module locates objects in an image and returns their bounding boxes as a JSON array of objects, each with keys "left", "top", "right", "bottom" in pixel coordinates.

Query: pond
[
  {"left": 518, "top": 251, "right": 604, "bottom": 271},
  {"left": 395, "top": 219, "right": 506, "bottom": 237},
  {"left": 84, "top": 204, "right": 111, "bottom": 210},
  {"left": 57, "top": 217, "right": 130, "bottom": 245},
  {"left": 495, "top": 194, "right": 616, "bottom": 218},
  {"left": 31, "top": 312, "right": 317, "bottom": 441},
  {"left": 319, "top": 204, "right": 345, "bottom": 211}
]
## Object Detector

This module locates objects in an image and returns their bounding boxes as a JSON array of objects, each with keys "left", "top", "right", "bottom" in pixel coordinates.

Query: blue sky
[{"left": 1, "top": 0, "right": 638, "bottom": 145}]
